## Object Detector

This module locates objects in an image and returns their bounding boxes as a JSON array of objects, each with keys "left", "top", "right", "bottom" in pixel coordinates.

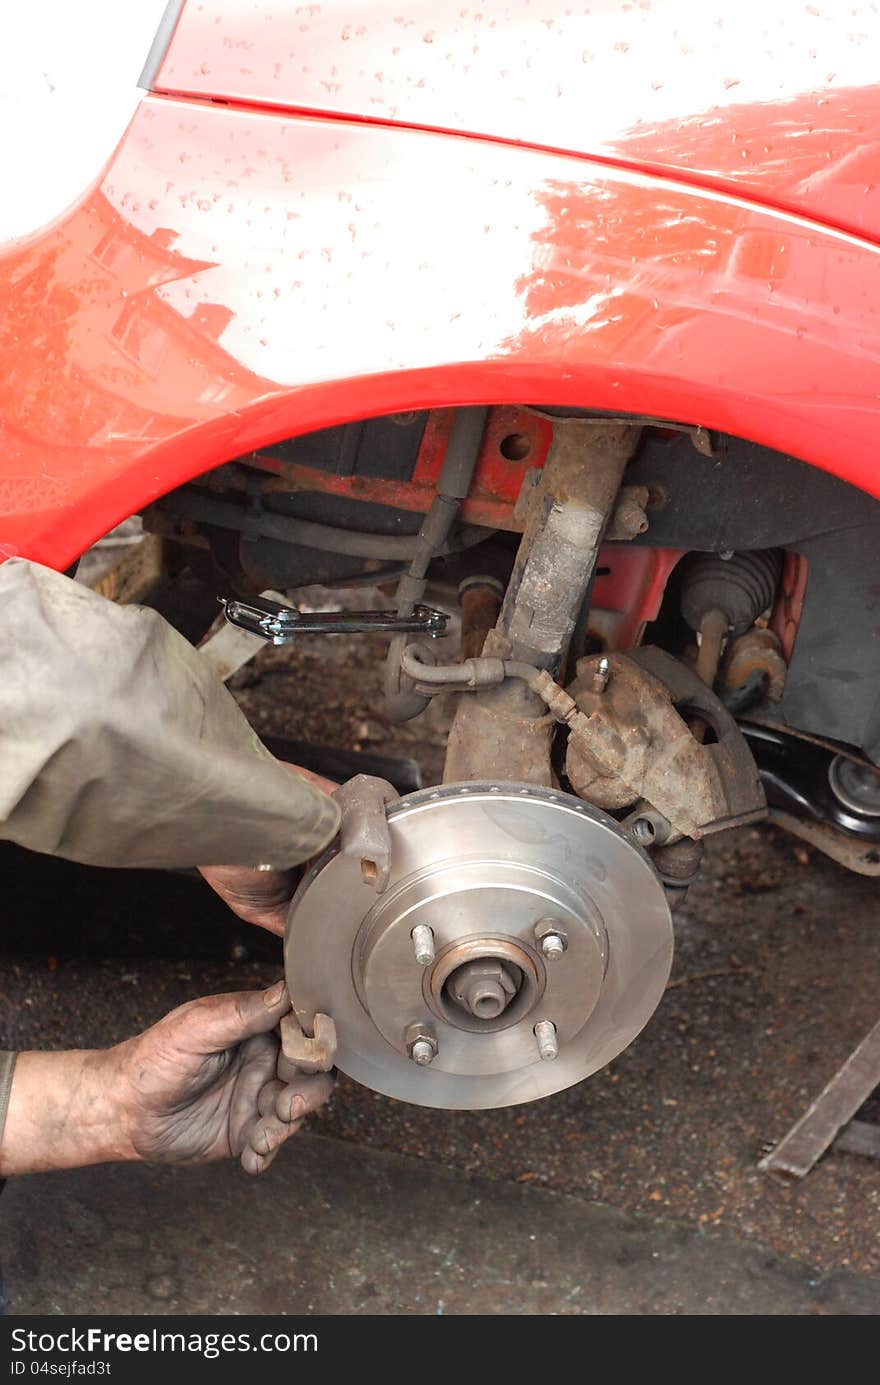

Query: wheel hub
[{"left": 285, "top": 783, "right": 674, "bottom": 1109}]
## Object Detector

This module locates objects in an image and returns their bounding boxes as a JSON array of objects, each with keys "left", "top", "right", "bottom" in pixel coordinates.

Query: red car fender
[
  {"left": 155, "top": 0, "right": 880, "bottom": 245},
  {"left": 2, "top": 95, "right": 880, "bottom": 569}
]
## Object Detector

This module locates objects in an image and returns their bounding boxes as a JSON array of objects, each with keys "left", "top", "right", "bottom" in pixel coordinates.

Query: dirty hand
[
  {"left": 199, "top": 764, "right": 338, "bottom": 936},
  {"left": 114, "top": 980, "right": 333, "bottom": 1174},
  {"left": 0, "top": 983, "right": 332, "bottom": 1179}
]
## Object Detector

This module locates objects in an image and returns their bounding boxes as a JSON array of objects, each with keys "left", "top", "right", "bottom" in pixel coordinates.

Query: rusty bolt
[
  {"left": 405, "top": 1022, "right": 438, "bottom": 1066},
  {"left": 411, "top": 923, "right": 435, "bottom": 967},
  {"left": 608, "top": 488, "right": 650, "bottom": 541},
  {"left": 534, "top": 1020, "right": 559, "bottom": 1062}
]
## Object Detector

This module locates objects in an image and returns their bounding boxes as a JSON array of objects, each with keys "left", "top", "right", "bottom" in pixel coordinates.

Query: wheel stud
[
  {"left": 534, "top": 1020, "right": 559, "bottom": 1062},
  {"left": 411, "top": 924, "right": 435, "bottom": 966}
]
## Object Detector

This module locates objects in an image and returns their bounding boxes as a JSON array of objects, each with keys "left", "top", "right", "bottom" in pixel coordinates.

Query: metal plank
[
  {"left": 834, "top": 1119, "right": 880, "bottom": 1162},
  {"left": 759, "top": 1017, "right": 880, "bottom": 1179}
]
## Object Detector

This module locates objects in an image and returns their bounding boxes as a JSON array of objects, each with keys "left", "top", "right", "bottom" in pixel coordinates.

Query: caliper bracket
[{"left": 564, "top": 647, "right": 767, "bottom": 838}]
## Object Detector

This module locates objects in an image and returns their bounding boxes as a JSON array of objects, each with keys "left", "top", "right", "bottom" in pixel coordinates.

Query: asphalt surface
[
  {"left": 3, "top": 632, "right": 880, "bottom": 1313},
  {"left": 5, "top": 1134, "right": 880, "bottom": 1315}
]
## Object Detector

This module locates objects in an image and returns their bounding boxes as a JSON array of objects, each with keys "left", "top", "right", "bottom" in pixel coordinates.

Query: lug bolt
[
  {"left": 405, "top": 1022, "right": 438, "bottom": 1066},
  {"left": 534, "top": 1020, "right": 559, "bottom": 1062},
  {"left": 411, "top": 923, "right": 435, "bottom": 967},
  {"left": 540, "top": 932, "right": 567, "bottom": 961},
  {"left": 592, "top": 656, "right": 611, "bottom": 694},
  {"left": 534, "top": 919, "right": 568, "bottom": 960}
]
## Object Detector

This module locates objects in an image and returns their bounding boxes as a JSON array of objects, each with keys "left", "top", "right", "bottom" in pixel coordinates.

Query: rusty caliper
[{"left": 283, "top": 416, "right": 766, "bottom": 1109}]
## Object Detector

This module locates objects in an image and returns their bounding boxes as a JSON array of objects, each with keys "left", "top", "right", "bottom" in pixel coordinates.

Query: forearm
[
  {"left": 0, "top": 558, "right": 340, "bottom": 872},
  {"left": 0, "top": 1049, "right": 136, "bottom": 1177}
]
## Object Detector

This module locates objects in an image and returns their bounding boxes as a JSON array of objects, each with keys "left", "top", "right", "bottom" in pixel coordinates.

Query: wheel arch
[{"left": 3, "top": 96, "right": 880, "bottom": 568}]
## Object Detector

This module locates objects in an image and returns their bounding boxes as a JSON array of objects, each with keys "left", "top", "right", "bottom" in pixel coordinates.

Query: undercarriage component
[
  {"left": 395, "top": 636, "right": 765, "bottom": 841},
  {"left": 563, "top": 647, "right": 766, "bottom": 838},
  {"left": 386, "top": 406, "right": 487, "bottom": 722},
  {"left": 680, "top": 549, "right": 782, "bottom": 642},
  {"left": 444, "top": 418, "right": 641, "bottom": 785},
  {"left": 742, "top": 723, "right": 880, "bottom": 854},
  {"left": 284, "top": 783, "right": 673, "bottom": 1110},
  {"left": 154, "top": 486, "right": 490, "bottom": 562},
  {"left": 651, "top": 837, "right": 705, "bottom": 911},
  {"left": 741, "top": 721, "right": 880, "bottom": 874},
  {"left": 767, "top": 809, "right": 880, "bottom": 876},
  {"left": 828, "top": 754, "right": 880, "bottom": 819},
  {"left": 605, "top": 485, "right": 651, "bottom": 542},
  {"left": 721, "top": 628, "right": 787, "bottom": 710},
  {"left": 680, "top": 548, "right": 783, "bottom": 697},
  {"left": 693, "top": 607, "right": 728, "bottom": 693},
  {"left": 459, "top": 575, "right": 504, "bottom": 659}
]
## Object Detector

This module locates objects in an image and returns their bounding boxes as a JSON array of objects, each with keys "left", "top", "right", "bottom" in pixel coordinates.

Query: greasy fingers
[
  {"left": 238, "top": 1070, "right": 334, "bottom": 1174},
  {"left": 239, "top": 1109, "right": 304, "bottom": 1175},
  {"left": 227, "top": 1034, "right": 280, "bottom": 1162},
  {"left": 250, "top": 1112, "right": 300, "bottom": 1159},
  {"left": 275, "top": 1070, "right": 334, "bottom": 1123},
  {"left": 240, "top": 1134, "right": 301, "bottom": 1176},
  {"left": 174, "top": 981, "right": 290, "bottom": 1054},
  {"left": 257, "top": 1078, "right": 285, "bottom": 1119}
]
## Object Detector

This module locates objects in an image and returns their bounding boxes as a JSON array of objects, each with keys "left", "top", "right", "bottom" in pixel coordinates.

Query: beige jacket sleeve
[{"left": 0, "top": 558, "right": 340, "bottom": 870}]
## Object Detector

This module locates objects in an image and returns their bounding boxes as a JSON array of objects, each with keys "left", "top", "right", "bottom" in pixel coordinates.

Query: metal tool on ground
[{"left": 759, "top": 1017, "right": 880, "bottom": 1179}]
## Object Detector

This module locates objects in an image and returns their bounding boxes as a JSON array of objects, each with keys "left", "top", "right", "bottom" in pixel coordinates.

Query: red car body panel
[
  {"left": 1, "top": 2, "right": 880, "bottom": 568},
  {"left": 156, "top": 0, "right": 880, "bottom": 243}
]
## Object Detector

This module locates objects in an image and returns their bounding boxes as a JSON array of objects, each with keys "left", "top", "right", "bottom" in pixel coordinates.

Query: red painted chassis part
[
  {"left": 249, "top": 405, "right": 555, "bottom": 532},
  {"left": 245, "top": 403, "right": 685, "bottom": 651}
]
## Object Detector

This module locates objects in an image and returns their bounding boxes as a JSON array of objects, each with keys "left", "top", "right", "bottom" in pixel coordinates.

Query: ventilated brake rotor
[{"left": 285, "top": 783, "right": 673, "bottom": 1110}]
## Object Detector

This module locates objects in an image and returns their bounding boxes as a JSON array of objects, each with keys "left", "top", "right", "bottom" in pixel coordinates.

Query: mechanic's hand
[
  {"left": 198, "top": 862, "right": 298, "bottom": 936},
  {"left": 199, "top": 763, "right": 338, "bottom": 935},
  {"left": 113, "top": 980, "right": 333, "bottom": 1174}
]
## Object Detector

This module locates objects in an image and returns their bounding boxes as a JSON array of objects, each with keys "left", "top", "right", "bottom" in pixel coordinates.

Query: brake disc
[{"left": 285, "top": 783, "right": 673, "bottom": 1110}]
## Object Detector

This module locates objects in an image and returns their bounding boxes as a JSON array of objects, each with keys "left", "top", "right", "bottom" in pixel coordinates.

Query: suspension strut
[{"left": 443, "top": 418, "right": 641, "bottom": 785}]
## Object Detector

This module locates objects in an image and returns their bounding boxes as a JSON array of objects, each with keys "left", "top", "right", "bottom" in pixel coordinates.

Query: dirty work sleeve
[{"left": 0, "top": 558, "right": 340, "bottom": 870}]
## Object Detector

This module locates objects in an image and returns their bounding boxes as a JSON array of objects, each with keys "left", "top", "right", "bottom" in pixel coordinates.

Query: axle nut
[{"left": 447, "top": 958, "right": 518, "bottom": 1021}]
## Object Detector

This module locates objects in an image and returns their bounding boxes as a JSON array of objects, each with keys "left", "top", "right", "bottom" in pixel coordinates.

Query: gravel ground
[{"left": 4, "top": 631, "right": 880, "bottom": 1287}]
